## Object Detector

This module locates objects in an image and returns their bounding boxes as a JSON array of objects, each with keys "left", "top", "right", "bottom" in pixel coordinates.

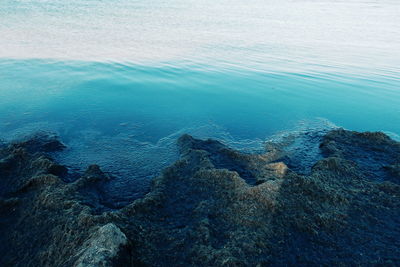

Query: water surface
[{"left": 0, "top": 0, "right": 399, "bottom": 203}]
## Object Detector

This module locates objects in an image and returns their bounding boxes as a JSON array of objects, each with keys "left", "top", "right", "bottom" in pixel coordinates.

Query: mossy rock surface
[{"left": 0, "top": 129, "right": 399, "bottom": 266}]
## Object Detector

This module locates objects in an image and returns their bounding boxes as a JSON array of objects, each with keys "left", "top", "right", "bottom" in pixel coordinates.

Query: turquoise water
[{"left": 1, "top": 0, "right": 399, "bottom": 201}]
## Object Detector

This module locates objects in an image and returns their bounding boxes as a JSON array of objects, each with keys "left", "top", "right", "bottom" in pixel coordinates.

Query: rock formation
[{"left": 0, "top": 129, "right": 399, "bottom": 266}]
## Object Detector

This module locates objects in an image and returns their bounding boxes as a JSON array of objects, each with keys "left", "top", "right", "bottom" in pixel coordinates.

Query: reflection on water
[{"left": 1, "top": 0, "right": 400, "bottom": 75}]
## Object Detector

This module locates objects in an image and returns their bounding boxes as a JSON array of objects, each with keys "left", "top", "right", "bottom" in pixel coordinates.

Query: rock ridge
[{"left": 0, "top": 129, "right": 399, "bottom": 266}]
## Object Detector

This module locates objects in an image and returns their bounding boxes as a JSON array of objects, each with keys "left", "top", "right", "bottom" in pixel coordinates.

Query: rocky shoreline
[{"left": 0, "top": 129, "right": 399, "bottom": 266}]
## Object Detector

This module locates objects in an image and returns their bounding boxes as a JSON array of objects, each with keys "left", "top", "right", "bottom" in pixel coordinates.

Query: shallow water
[{"left": 0, "top": 0, "right": 399, "bottom": 202}]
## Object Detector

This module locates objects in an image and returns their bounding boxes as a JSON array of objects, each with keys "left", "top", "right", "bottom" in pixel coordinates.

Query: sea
[{"left": 0, "top": 0, "right": 399, "bottom": 204}]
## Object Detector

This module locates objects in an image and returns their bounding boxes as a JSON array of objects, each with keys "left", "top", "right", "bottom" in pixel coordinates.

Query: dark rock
[
  {"left": 0, "top": 134, "right": 116, "bottom": 266},
  {"left": 320, "top": 129, "right": 400, "bottom": 182},
  {"left": 118, "top": 129, "right": 400, "bottom": 266},
  {"left": 384, "top": 164, "right": 400, "bottom": 178},
  {"left": 11, "top": 132, "right": 66, "bottom": 154},
  {"left": 1, "top": 130, "right": 400, "bottom": 266}
]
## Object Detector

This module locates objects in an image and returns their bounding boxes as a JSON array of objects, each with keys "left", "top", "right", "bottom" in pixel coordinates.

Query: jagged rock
[
  {"left": 11, "top": 132, "right": 66, "bottom": 153},
  {"left": 117, "top": 129, "right": 400, "bottom": 266},
  {"left": 74, "top": 223, "right": 129, "bottom": 267},
  {"left": 1, "top": 129, "right": 400, "bottom": 266},
  {"left": 0, "top": 134, "right": 119, "bottom": 266},
  {"left": 320, "top": 129, "right": 400, "bottom": 182}
]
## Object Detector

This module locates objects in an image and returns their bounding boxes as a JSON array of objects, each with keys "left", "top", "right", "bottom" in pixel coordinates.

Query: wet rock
[
  {"left": 12, "top": 132, "right": 66, "bottom": 154},
  {"left": 119, "top": 129, "right": 400, "bottom": 266},
  {"left": 177, "top": 134, "right": 288, "bottom": 185},
  {"left": 74, "top": 223, "right": 129, "bottom": 267},
  {"left": 384, "top": 164, "right": 400, "bottom": 178},
  {"left": 320, "top": 129, "right": 400, "bottom": 182},
  {"left": 69, "top": 164, "right": 115, "bottom": 213},
  {"left": 1, "top": 130, "right": 400, "bottom": 266},
  {"left": 0, "top": 134, "right": 120, "bottom": 267}
]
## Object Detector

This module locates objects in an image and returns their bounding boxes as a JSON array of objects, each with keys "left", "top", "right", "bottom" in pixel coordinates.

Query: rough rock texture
[
  {"left": 1, "top": 129, "right": 400, "bottom": 266},
  {"left": 74, "top": 223, "right": 129, "bottom": 267},
  {"left": 0, "top": 135, "right": 129, "bottom": 267},
  {"left": 320, "top": 129, "right": 400, "bottom": 182},
  {"left": 119, "top": 131, "right": 400, "bottom": 266}
]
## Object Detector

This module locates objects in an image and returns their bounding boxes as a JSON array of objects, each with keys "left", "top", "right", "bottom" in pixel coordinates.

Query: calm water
[{"left": 0, "top": 0, "right": 399, "bottom": 203}]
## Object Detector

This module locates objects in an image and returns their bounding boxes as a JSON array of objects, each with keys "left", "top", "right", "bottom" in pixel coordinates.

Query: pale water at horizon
[{"left": 0, "top": 0, "right": 399, "bottom": 203}]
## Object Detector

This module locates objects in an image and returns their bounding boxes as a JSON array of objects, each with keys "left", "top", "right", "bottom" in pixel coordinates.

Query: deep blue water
[{"left": 0, "top": 0, "right": 399, "bottom": 202}]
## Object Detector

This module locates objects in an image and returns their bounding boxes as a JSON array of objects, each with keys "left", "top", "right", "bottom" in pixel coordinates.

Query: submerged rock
[
  {"left": 0, "top": 129, "right": 399, "bottom": 266},
  {"left": 12, "top": 132, "right": 67, "bottom": 153}
]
